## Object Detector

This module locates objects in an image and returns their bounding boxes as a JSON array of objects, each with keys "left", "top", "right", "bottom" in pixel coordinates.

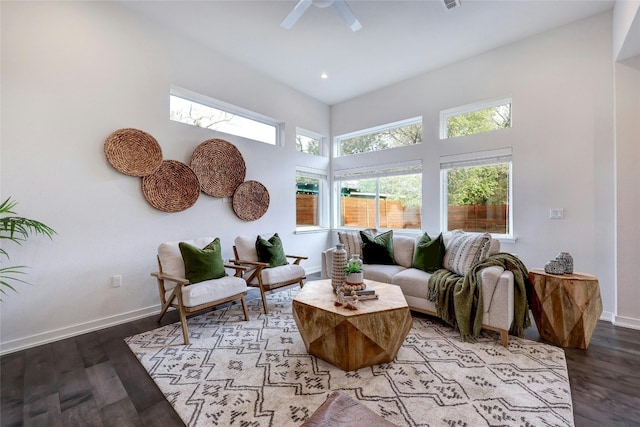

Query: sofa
[{"left": 321, "top": 230, "right": 515, "bottom": 346}]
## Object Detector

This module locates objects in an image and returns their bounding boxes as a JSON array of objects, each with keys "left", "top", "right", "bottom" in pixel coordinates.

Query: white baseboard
[
  {"left": 613, "top": 314, "right": 640, "bottom": 330},
  {"left": 601, "top": 310, "right": 616, "bottom": 323},
  {"left": 0, "top": 272, "right": 323, "bottom": 356},
  {"left": 0, "top": 304, "right": 161, "bottom": 356}
]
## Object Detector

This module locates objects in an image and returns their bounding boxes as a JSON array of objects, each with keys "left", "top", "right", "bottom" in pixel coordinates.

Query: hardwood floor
[{"left": 2, "top": 283, "right": 639, "bottom": 427}]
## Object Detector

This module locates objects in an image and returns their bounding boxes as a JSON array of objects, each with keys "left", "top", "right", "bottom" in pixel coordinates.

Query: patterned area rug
[{"left": 126, "top": 289, "right": 574, "bottom": 427}]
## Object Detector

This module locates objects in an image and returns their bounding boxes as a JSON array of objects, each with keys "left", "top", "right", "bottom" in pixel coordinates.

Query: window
[
  {"left": 169, "top": 87, "right": 280, "bottom": 145},
  {"left": 296, "top": 129, "right": 322, "bottom": 155},
  {"left": 441, "top": 98, "right": 512, "bottom": 139},
  {"left": 334, "top": 163, "right": 422, "bottom": 230},
  {"left": 440, "top": 148, "right": 512, "bottom": 236},
  {"left": 335, "top": 117, "right": 422, "bottom": 157},
  {"left": 296, "top": 168, "right": 327, "bottom": 229}
]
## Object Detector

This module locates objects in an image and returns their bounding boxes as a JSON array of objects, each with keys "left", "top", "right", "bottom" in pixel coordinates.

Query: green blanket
[{"left": 427, "top": 252, "right": 531, "bottom": 342}]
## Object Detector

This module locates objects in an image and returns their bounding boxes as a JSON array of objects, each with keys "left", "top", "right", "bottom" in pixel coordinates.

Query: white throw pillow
[
  {"left": 443, "top": 232, "right": 492, "bottom": 276},
  {"left": 338, "top": 228, "right": 377, "bottom": 259}
]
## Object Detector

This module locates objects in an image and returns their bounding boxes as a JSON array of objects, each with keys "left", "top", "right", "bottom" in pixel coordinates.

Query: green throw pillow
[
  {"left": 360, "top": 230, "right": 395, "bottom": 265},
  {"left": 412, "top": 232, "right": 445, "bottom": 273},
  {"left": 179, "top": 238, "right": 227, "bottom": 284},
  {"left": 256, "top": 233, "right": 288, "bottom": 268}
]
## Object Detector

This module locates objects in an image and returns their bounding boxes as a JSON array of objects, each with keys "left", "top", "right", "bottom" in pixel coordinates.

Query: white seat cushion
[
  {"left": 244, "top": 263, "right": 305, "bottom": 286},
  {"left": 165, "top": 275, "right": 247, "bottom": 307},
  {"left": 363, "top": 264, "right": 407, "bottom": 284},
  {"left": 391, "top": 267, "right": 432, "bottom": 300}
]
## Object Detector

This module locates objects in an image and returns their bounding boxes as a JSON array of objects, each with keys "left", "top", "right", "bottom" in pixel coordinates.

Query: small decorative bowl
[{"left": 544, "top": 259, "right": 564, "bottom": 274}]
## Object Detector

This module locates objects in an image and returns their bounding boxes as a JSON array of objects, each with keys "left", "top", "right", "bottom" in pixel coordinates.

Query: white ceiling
[{"left": 121, "top": 0, "right": 615, "bottom": 105}]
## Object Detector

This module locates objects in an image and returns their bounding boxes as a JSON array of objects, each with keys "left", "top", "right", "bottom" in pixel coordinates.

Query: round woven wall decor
[
  {"left": 190, "top": 139, "right": 246, "bottom": 197},
  {"left": 104, "top": 128, "right": 163, "bottom": 177},
  {"left": 232, "top": 180, "right": 270, "bottom": 221},
  {"left": 141, "top": 160, "right": 200, "bottom": 212}
]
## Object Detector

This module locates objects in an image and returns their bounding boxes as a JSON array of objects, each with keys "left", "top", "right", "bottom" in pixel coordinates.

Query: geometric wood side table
[{"left": 528, "top": 268, "right": 603, "bottom": 349}]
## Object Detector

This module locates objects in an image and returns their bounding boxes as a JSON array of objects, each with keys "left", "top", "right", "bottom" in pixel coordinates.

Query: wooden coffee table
[{"left": 292, "top": 279, "right": 412, "bottom": 371}]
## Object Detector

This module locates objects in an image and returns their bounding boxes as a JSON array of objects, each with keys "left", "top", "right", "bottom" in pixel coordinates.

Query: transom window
[
  {"left": 296, "top": 129, "right": 322, "bottom": 155},
  {"left": 440, "top": 148, "right": 512, "bottom": 237},
  {"left": 169, "top": 87, "right": 280, "bottom": 145},
  {"left": 335, "top": 117, "right": 422, "bottom": 157},
  {"left": 441, "top": 98, "right": 512, "bottom": 139},
  {"left": 334, "top": 163, "right": 422, "bottom": 230}
]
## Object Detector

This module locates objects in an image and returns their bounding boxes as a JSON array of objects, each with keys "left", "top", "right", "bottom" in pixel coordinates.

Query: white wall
[
  {"left": 615, "top": 57, "right": 640, "bottom": 328},
  {"left": 332, "top": 12, "right": 618, "bottom": 319},
  {"left": 0, "top": 1, "right": 330, "bottom": 354}
]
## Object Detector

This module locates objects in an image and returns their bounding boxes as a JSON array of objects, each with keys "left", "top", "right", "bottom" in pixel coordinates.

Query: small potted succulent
[{"left": 343, "top": 255, "right": 364, "bottom": 285}]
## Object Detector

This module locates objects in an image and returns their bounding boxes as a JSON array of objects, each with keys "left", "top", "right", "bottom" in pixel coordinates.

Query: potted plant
[
  {"left": 344, "top": 255, "right": 364, "bottom": 284},
  {"left": 0, "top": 197, "right": 56, "bottom": 299}
]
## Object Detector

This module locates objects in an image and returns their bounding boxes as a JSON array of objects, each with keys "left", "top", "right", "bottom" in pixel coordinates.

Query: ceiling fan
[{"left": 280, "top": 0, "right": 362, "bottom": 32}]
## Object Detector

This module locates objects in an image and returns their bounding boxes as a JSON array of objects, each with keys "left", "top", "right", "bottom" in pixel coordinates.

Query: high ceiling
[{"left": 121, "top": 0, "right": 615, "bottom": 105}]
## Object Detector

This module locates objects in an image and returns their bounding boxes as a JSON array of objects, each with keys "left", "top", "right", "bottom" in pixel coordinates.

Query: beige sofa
[{"left": 321, "top": 231, "right": 515, "bottom": 346}]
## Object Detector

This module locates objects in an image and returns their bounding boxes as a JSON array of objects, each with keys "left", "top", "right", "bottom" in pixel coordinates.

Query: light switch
[{"left": 549, "top": 208, "right": 564, "bottom": 219}]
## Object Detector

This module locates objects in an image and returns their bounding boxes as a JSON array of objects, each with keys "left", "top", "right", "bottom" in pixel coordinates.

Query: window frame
[
  {"left": 295, "top": 167, "right": 328, "bottom": 232},
  {"left": 169, "top": 85, "right": 283, "bottom": 146},
  {"left": 334, "top": 116, "right": 423, "bottom": 157},
  {"left": 333, "top": 161, "right": 423, "bottom": 230},
  {"left": 295, "top": 128, "right": 325, "bottom": 156},
  {"left": 440, "top": 148, "right": 513, "bottom": 239},
  {"left": 440, "top": 97, "right": 512, "bottom": 140}
]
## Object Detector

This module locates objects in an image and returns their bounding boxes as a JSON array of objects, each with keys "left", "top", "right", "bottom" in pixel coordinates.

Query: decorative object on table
[
  {"left": 331, "top": 243, "right": 347, "bottom": 292},
  {"left": 190, "top": 138, "right": 246, "bottom": 197},
  {"left": 544, "top": 259, "right": 564, "bottom": 274},
  {"left": 529, "top": 268, "right": 603, "bottom": 349},
  {"left": 344, "top": 253, "right": 364, "bottom": 284},
  {"left": 104, "top": 128, "right": 163, "bottom": 177},
  {"left": 141, "top": 160, "right": 201, "bottom": 212},
  {"left": 555, "top": 252, "right": 574, "bottom": 274},
  {"left": 127, "top": 287, "right": 574, "bottom": 427},
  {"left": 232, "top": 180, "right": 270, "bottom": 221}
]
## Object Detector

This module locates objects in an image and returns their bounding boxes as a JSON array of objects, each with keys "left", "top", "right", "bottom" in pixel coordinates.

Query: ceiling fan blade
[
  {"left": 280, "top": 0, "right": 313, "bottom": 30},
  {"left": 332, "top": 0, "right": 362, "bottom": 32}
]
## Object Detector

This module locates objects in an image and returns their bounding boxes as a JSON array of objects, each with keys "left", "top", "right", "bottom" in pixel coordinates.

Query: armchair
[
  {"left": 152, "top": 237, "right": 249, "bottom": 345},
  {"left": 232, "top": 234, "right": 307, "bottom": 314}
]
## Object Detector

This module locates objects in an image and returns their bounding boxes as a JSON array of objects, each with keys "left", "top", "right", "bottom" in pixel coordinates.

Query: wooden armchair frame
[
  {"left": 232, "top": 246, "right": 307, "bottom": 314},
  {"left": 152, "top": 257, "right": 250, "bottom": 345}
]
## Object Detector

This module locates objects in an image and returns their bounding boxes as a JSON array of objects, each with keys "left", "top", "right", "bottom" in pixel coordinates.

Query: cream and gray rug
[{"left": 125, "top": 288, "right": 574, "bottom": 426}]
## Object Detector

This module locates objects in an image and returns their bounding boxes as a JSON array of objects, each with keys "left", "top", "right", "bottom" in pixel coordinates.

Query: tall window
[
  {"left": 296, "top": 129, "right": 322, "bottom": 155},
  {"left": 296, "top": 169, "right": 327, "bottom": 229},
  {"left": 169, "top": 87, "right": 280, "bottom": 145},
  {"left": 335, "top": 117, "right": 422, "bottom": 157},
  {"left": 335, "top": 163, "right": 422, "bottom": 229},
  {"left": 440, "top": 149, "right": 512, "bottom": 236},
  {"left": 441, "top": 98, "right": 512, "bottom": 139}
]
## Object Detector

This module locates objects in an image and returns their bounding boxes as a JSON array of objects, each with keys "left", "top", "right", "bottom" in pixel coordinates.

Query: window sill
[{"left": 295, "top": 227, "right": 330, "bottom": 234}]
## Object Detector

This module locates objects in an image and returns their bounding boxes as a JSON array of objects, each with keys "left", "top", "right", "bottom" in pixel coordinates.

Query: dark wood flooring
[{"left": 2, "top": 281, "right": 640, "bottom": 427}]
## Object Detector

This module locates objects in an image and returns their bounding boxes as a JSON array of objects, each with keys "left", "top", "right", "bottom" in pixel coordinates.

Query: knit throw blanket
[{"left": 427, "top": 252, "right": 531, "bottom": 342}]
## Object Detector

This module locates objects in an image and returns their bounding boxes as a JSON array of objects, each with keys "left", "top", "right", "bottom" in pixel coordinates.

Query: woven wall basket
[
  {"left": 104, "top": 128, "right": 163, "bottom": 177},
  {"left": 141, "top": 160, "right": 200, "bottom": 212},
  {"left": 232, "top": 180, "right": 270, "bottom": 221},
  {"left": 190, "top": 139, "right": 246, "bottom": 197}
]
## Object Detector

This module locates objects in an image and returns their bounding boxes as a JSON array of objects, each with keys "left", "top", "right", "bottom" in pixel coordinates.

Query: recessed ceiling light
[{"left": 320, "top": 73, "right": 328, "bottom": 79}]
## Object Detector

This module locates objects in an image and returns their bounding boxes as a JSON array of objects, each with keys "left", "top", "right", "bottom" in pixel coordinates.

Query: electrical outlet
[
  {"left": 549, "top": 208, "right": 564, "bottom": 219},
  {"left": 112, "top": 275, "right": 122, "bottom": 287}
]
